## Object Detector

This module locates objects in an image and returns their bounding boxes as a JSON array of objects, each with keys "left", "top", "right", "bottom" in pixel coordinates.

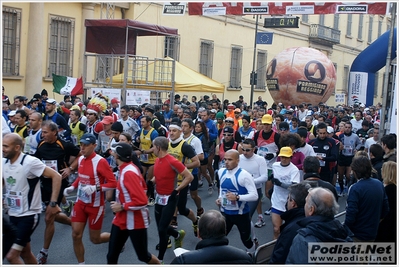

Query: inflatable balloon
[{"left": 266, "top": 47, "right": 336, "bottom": 106}]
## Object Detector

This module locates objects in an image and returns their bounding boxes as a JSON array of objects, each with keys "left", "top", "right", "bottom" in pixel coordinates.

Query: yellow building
[{"left": 2, "top": 2, "right": 395, "bottom": 107}]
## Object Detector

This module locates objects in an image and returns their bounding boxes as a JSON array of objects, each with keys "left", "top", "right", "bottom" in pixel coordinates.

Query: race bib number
[
  {"left": 77, "top": 184, "right": 92, "bottom": 203},
  {"left": 6, "top": 191, "right": 23, "bottom": 214},
  {"left": 343, "top": 145, "right": 353, "bottom": 156},
  {"left": 221, "top": 190, "right": 239, "bottom": 210},
  {"left": 23, "top": 136, "right": 30, "bottom": 154},
  {"left": 257, "top": 146, "right": 268, "bottom": 158},
  {"left": 140, "top": 154, "right": 149, "bottom": 163},
  {"left": 71, "top": 135, "right": 78, "bottom": 146},
  {"left": 316, "top": 153, "right": 326, "bottom": 166},
  {"left": 101, "top": 141, "right": 108, "bottom": 153},
  {"left": 43, "top": 160, "right": 58, "bottom": 172},
  {"left": 155, "top": 194, "right": 169, "bottom": 206}
]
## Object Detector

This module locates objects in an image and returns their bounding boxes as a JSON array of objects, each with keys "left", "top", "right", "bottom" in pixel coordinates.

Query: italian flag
[{"left": 52, "top": 74, "right": 84, "bottom": 96}]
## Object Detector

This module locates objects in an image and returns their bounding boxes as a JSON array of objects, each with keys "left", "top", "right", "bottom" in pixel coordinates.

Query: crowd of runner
[{"left": 2, "top": 86, "right": 397, "bottom": 264}]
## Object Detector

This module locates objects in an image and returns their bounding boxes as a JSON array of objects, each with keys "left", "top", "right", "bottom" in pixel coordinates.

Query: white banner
[
  {"left": 163, "top": 2, "right": 186, "bottom": 15},
  {"left": 348, "top": 72, "right": 368, "bottom": 106},
  {"left": 126, "top": 90, "right": 151, "bottom": 106},
  {"left": 389, "top": 81, "right": 397, "bottom": 134},
  {"left": 335, "top": 93, "right": 345, "bottom": 103},
  {"left": 90, "top": 88, "right": 121, "bottom": 103}
]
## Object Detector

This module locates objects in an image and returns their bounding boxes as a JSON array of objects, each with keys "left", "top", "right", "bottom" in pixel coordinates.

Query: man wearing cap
[
  {"left": 111, "top": 98, "right": 120, "bottom": 116},
  {"left": 117, "top": 105, "right": 140, "bottom": 139},
  {"left": 278, "top": 122, "right": 290, "bottom": 136},
  {"left": 254, "top": 114, "right": 281, "bottom": 203},
  {"left": 144, "top": 105, "right": 167, "bottom": 137},
  {"left": 96, "top": 116, "right": 113, "bottom": 159},
  {"left": 225, "top": 104, "right": 235, "bottom": 119},
  {"left": 215, "top": 112, "right": 225, "bottom": 130},
  {"left": 270, "top": 146, "right": 301, "bottom": 239},
  {"left": 106, "top": 142, "right": 160, "bottom": 264},
  {"left": 63, "top": 133, "right": 117, "bottom": 264},
  {"left": 218, "top": 117, "right": 242, "bottom": 145},
  {"left": 28, "top": 97, "right": 40, "bottom": 114},
  {"left": 34, "top": 120, "right": 82, "bottom": 264},
  {"left": 7, "top": 110, "right": 17, "bottom": 132},
  {"left": 233, "top": 108, "right": 242, "bottom": 131},
  {"left": 174, "top": 94, "right": 182, "bottom": 105},
  {"left": 44, "top": 98, "right": 72, "bottom": 142},
  {"left": 69, "top": 109, "right": 87, "bottom": 147}
]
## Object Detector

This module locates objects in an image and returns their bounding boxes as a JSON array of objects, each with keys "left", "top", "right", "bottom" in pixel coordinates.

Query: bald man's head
[
  {"left": 305, "top": 187, "right": 339, "bottom": 218},
  {"left": 3, "top": 133, "right": 23, "bottom": 161},
  {"left": 224, "top": 149, "right": 240, "bottom": 170}
]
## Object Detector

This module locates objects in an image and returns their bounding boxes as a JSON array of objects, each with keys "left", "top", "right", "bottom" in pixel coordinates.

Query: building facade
[{"left": 2, "top": 2, "right": 395, "bottom": 107}]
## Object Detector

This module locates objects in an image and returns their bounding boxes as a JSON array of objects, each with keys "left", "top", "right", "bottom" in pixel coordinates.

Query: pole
[
  {"left": 379, "top": 2, "right": 396, "bottom": 139},
  {"left": 250, "top": 15, "right": 259, "bottom": 109}
]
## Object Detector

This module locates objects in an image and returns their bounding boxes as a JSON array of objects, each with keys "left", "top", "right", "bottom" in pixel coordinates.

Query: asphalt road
[{"left": 3, "top": 183, "right": 347, "bottom": 265}]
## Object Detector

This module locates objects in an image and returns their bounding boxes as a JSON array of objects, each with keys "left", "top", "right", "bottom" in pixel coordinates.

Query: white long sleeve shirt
[{"left": 238, "top": 154, "right": 268, "bottom": 189}]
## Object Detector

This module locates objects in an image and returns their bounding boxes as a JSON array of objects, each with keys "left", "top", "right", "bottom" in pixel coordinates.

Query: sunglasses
[
  {"left": 223, "top": 133, "right": 233, "bottom": 136},
  {"left": 234, "top": 112, "right": 240, "bottom": 114},
  {"left": 88, "top": 113, "right": 96, "bottom": 116},
  {"left": 241, "top": 147, "right": 252, "bottom": 152}
]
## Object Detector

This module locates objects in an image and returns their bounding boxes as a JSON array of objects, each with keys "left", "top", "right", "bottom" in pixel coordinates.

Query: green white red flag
[{"left": 52, "top": 74, "right": 83, "bottom": 96}]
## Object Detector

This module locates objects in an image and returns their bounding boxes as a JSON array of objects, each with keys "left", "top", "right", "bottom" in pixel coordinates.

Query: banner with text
[
  {"left": 188, "top": 2, "right": 388, "bottom": 16},
  {"left": 335, "top": 93, "right": 345, "bottom": 103},
  {"left": 90, "top": 88, "right": 121, "bottom": 103},
  {"left": 126, "top": 90, "right": 151, "bottom": 106},
  {"left": 348, "top": 72, "right": 368, "bottom": 106}
]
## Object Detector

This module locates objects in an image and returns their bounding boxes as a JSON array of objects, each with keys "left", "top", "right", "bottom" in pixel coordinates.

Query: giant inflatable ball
[{"left": 266, "top": 47, "right": 336, "bottom": 106}]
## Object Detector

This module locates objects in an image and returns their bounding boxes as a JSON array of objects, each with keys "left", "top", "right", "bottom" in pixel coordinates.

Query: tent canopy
[
  {"left": 107, "top": 57, "right": 225, "bottom": 93},
  {"left": 85, "top": 19, "right": 178, "bottom": 54}
]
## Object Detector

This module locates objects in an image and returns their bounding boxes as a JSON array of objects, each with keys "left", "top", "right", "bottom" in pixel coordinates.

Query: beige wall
[{"left": 2, "top": 2, "right": 393, "bottom": 107}]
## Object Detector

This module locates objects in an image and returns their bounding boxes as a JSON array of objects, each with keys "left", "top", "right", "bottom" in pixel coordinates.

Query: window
[
  {"left": 368, "top": 16, "right": 373, "bottom": 43},
  {"left": 333, "top": 14, "right": 340, "bottom": 30},
  {"left": 302, "top": 14, "right": 308, "bottom": 23},
  {"left": 48, "top": 15, "right": 75, "bottom": 77},
  {"left": 346, "top": 14, "right": 352, "bottom": 36},
  {"left": 319, "top": 15, "right": 325, "bottom": 26},
  {"left": 199, "top": 40, "right": 214, "bottom": 78},
  {"left": 374, "top": 72, "right": 379, "bottom": 96},
  {"left": 378, "top": 17, "right": 383, "bottom": 37},
  {"left": 255, "top": 50, "right": 267, "bottom": 90},
  {"left": 343, "top": 65, "right": 349, "bottom": 92},
  {"left": 2, "top": 7, "right": 21, "bottom": 76},
  {"left": 229, "top": 46, "right": 242, "bottom": 88},
  {"left": 358, "top": 14, "right": 363, "bottom": 40},
  {"left": 164, "top": 36, "right": 180, "bottom": 60}
]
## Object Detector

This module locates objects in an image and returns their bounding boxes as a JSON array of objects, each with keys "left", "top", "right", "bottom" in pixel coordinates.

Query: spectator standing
[{"left": 381, "top": 133, "right": 397, "bottom": 162}]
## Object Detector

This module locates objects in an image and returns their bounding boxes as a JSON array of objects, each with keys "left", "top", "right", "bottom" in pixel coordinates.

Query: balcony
[{"left": 309, "top": 24, "right": 341, "bottom": 47}]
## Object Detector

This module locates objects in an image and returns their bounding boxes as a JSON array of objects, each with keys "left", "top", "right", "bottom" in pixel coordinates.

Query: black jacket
[
  {"left": 171, "top": 236, "right": 253, "bottom": 264},
  {"left": 269, "top": 208, "right": 305, "bottom": 264}
]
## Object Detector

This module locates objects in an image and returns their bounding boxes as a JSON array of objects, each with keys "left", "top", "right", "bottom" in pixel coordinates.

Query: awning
[{"left": 85, "top": 19, "right": 178, "bottom": 54}]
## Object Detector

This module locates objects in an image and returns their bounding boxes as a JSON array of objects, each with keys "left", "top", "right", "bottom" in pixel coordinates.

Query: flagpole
[{"left": 250, "top": 15, "right": 259, "bottom": 110}]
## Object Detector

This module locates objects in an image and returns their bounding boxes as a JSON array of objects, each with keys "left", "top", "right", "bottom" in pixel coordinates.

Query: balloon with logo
[{"left": 266, "top": 47, "right": 336, "bottom": 106}]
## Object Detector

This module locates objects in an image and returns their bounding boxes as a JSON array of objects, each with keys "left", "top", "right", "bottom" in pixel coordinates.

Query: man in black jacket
[
  {"left": 171, "top": 210, "right": 253, "bottom": 264},
  {"left": 269, "top": 183, "right": 309, "bottom": 264}
]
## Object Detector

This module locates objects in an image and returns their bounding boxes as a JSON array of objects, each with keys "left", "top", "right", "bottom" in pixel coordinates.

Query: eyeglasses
[
  {"left": 234, "top": 112, "right": 240, "bottom": 114},
  {"left": 223, "top": 133, "right": 233, "bottom": 136},
  {"left": 241, "top": 147, "right": 253, "bottom": 152},
  {"left": 88, "top": 113, "right": 96, "bottom": 116}
]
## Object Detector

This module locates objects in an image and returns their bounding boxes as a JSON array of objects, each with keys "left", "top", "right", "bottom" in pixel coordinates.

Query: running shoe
[
  {"left": 170, "top": 218, "right": 178, "bottom": 228},
  {"left": 198, "top": 178, "right": 203, "bottom": 187},
  {"left": 155, "top": 238, "right": 172, "bottom": 250},
  {"left": 264, "top": 208, "right": 272, "bottom": 215},
  {"left": 254, "top": 216, "right": 266, "bottom": 228},
  {"left": 207, "top": 184, "right": 213, "bottom": 195},
  {"left": 197, "top": 207, "right": 204, "bottom": 217},
  {"left": 36, "top": 251, "right": 48, "bottom": 264},
  {"left": 62, "top": 200, "right": 74, "bottom": 217},
  {"left": 174, "top": 230, "right": 186, "bottom": 248},
  {"left": 192, "top": 216, "right": 200, "bottom": 237}
]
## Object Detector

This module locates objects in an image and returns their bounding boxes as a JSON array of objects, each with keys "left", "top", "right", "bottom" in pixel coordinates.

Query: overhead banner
[
  {"left": 188, "top": 2, "right": 388, "bottom": 15},
  {"left": 163, "top": 2, "right": 186, "bottom": 15},
  {"left": 90, "top": 88, "right": 121, "bottom": 103},
  {"left": 126, "top": 90, "right": 151, "bottom": 106}
]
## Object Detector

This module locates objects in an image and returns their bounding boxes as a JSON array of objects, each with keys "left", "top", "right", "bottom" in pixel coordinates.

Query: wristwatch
[
  {"left": 236, "top": 193, "right": 240, "bottom": 201},
  {"left": 49, "top": 201, "right": 57, "bottom": 207}
]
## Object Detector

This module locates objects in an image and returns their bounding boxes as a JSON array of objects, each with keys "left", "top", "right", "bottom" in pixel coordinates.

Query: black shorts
[
  {"left": 200, "top": 158, "right": 208, "bottom": 166},
  {"left": 189, "top": 173, "right": 199, "bottom": 191},
  {"left": 41, "top": 178, "right": 68, "bottom": 205},
  {"left": 9, "top": 214, "right": 40, "bottom": 248},
  {"left": 338, "top": 155, "right": 354, "bottom": 167}
]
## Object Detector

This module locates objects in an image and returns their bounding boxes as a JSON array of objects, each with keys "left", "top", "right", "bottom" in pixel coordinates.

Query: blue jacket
[
  {"left": 345, "top": 177, "right": 389, "bottom": 241},
  {"left": 204, "top": 118, "right": 218, "bottom": 143},
  {"left": 286, "top": 215, "right": 353, "bottom": 264}
]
